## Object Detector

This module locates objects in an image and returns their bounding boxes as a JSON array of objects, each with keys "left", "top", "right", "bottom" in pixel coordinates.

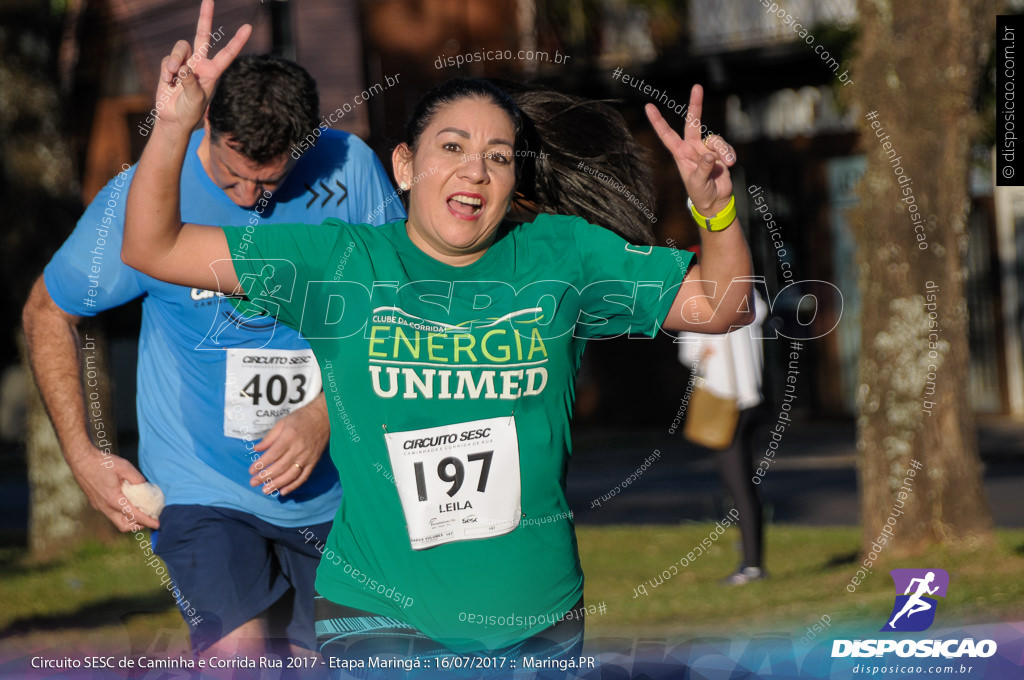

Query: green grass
[
  {"left": 1, "top": 525, "right": 1022, "bottom": 654},
  {"left": 578, "top": 525, "right": 1024, "bottom": 639},
  {"left": 0, "top": 538, "right": 187, "bottom": 653}
]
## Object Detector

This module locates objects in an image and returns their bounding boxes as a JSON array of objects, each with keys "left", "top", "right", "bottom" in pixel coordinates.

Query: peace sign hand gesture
[
  {"left": 645, "top": 84, "right": 736, "bottom": 217},
  {"left": 153, "top": 0, "right": 251, "bottom": 134}
]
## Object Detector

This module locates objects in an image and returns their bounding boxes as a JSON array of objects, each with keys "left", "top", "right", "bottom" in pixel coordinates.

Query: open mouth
[{"left": 447, "top": 193, "right": 484, "bottom": 219}]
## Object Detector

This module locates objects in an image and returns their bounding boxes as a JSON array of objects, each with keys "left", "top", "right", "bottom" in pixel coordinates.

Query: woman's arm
[
  {"left": 123, "top": 127, "right": 238, "bottom": 292},
  {"left": 647, "top": 85, "right": 755, "bottom": 333},
  {"left": 122, "top": 0, "right": 251, "bottom": 293}
]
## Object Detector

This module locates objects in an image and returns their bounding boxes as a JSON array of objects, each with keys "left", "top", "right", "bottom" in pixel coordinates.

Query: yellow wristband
[{"left": 687, "top": 195, "right": 736, "bottom": 232}]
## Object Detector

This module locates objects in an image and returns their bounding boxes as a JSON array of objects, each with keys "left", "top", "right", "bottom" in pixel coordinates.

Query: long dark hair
[{"left": 401, "top": 78, "right": 657, "bottom": 245}]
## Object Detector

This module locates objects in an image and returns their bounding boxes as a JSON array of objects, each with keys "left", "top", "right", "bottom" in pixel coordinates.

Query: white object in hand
[{"left": 121, "top": 480, "right": 165, "bottom": 518}]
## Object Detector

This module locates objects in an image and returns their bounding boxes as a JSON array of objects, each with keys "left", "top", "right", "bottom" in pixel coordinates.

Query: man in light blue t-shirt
[{"left": 22, "top": 54, "right": 404, "bottom": 658}]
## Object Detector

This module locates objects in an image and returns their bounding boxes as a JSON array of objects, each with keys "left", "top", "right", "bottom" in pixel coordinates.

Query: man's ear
[{"left": 392, "top": 143, "right": 414, "bottom": 189}]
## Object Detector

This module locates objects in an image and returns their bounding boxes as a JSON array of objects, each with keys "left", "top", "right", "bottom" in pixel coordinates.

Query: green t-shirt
[{"left": 224, "top": 214, "right": 691, "bottom": 651}]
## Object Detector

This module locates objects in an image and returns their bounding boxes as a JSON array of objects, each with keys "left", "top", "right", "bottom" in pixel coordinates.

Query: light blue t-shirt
[{"left": 44, "top": 129, "right": 405, "bottom": 526}]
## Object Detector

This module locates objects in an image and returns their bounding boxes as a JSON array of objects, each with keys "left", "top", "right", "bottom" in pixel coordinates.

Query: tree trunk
[
  {"left": 849, "top": 0, "right": 995, "bottom": 556},
  {"left": 22, "top": 330, "right": 120, "bottom": 562},
  {"left": 2, "top": 2, "right": 119, "bottom": 561}
]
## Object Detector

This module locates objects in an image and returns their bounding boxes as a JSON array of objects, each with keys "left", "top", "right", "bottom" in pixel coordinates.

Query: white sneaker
[{"left": 722, "top": 566, "right": 766, "bottom": 585}]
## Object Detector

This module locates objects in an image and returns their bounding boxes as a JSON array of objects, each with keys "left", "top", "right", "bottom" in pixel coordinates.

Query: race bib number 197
[
  {"left": 385, "top": 417, "right": 521, "bottom": 550},
  {"left": 224, "top": 349, "right": 322, "bottom": 440}
]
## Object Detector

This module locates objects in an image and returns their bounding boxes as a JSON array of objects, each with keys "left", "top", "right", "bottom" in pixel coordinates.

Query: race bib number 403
[
  {"left": 385, "top": 417, "right": 521, "bottom": 550},
  {"left": 224, "top": 349, "right": 322, "bottom": 440}
]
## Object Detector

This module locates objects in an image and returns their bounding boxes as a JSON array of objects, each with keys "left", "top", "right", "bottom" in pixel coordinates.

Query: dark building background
[{"left": 5, "top": 0, "right": 1014, "bottom": 448}]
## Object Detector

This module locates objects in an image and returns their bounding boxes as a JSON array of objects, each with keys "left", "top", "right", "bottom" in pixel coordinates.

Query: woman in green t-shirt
[{"left": 123, "top": 4, "right": 754, "bottom": 672}]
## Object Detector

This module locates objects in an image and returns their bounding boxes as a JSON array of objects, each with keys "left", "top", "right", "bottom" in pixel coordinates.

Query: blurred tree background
[
  {"left": 848, "top": 0, "right": 997, "bottom": 554},
  {"left": 1, "top": 0, "right": 118, "bottom": 561},
  {"left": 0, "top": 0, "right": 1016, "bottom": 574},
  {"left": 1, "top": 0, "right": 1023, "bottom": 661}
]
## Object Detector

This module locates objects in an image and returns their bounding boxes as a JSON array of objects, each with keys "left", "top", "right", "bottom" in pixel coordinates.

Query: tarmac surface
[
  {"left": 2, "top": 416, "right": 1023, "bottom": 533},
  {"left": 565, "top": 416, "right": 1024, "bottom": 528}
]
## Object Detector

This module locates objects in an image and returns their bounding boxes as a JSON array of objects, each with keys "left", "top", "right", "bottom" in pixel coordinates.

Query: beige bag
[
  {"left": 683, "top": 378, "right": 740, "bottom": 449},
  {"left": 683, "top": 339, "right": 740, "bottom": 450}
]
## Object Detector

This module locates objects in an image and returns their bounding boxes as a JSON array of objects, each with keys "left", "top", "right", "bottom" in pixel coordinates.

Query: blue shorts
[{"left": 153, "top": 504, "right": 332, "bottom": 652}]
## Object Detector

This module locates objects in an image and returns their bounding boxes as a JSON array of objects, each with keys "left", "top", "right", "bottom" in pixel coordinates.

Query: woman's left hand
[{"left": 645, "top": 84, "right": 736, "bottom": 217}]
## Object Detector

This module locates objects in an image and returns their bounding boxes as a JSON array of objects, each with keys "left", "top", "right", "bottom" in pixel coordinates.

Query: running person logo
[
  {"left": 833, "top": 567, "right": 995, "bottom": 659},
  {"left": 881, "top": 568, "right": 949, "bottom": 632}
]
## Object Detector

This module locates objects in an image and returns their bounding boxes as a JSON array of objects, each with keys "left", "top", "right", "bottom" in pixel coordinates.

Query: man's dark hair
[{"left": 207, "top": 55, "right": 320, "bottom": 163}]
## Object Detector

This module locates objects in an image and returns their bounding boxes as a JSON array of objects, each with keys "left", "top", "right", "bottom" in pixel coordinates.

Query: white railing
[{"left": 689, "top": 0, "right": 858, "bottom": 53}]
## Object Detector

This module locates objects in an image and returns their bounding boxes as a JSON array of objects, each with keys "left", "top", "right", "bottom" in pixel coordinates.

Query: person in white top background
[{"left": 679, "top": 261, "right": 769, "bottom": 585}]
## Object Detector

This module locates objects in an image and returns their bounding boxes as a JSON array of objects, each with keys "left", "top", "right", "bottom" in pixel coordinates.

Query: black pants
[{"left": 717, "top": 407, "right": 764, "bottom": 568}]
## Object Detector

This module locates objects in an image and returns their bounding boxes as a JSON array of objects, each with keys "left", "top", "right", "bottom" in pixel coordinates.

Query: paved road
[{"left": 566, "top": 418, "right": 1024, "bottom": 527}]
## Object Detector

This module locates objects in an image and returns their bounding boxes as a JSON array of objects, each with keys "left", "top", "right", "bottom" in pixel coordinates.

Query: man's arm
[{"left": 22, "top": 276, "right": 158, "bottom": 531}]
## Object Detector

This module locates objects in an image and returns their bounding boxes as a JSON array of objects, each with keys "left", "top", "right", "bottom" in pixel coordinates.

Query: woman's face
[{"left": 393, "top": 97, "right": 517, "bottom": 266}]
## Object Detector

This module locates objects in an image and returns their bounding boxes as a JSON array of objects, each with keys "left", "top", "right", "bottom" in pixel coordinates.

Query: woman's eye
[
  {"left": 443, "top": 142, "right": 461, "bottom": 153},
  {"left": 488, "top": 153, "right": 511, "bottom": 165}
]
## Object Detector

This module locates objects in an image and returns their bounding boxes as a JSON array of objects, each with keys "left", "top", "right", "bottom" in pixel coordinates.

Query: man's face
[{"left": 205, "top": 131, "right": 297, "bottom": 208}]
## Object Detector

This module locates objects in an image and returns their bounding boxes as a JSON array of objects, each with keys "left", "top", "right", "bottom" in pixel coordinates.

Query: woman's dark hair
[
  {"left": 401, "top": 77, "right": 656, "bottom": 245},
  {"left": 208, "top": 55, "right": 320, "bottom": 164},
  {"left": 508, "top": 84, "right": 657, "bottom": 245},
  {"left": 403, "top": 78, "right": 526, "bottom": 161}
]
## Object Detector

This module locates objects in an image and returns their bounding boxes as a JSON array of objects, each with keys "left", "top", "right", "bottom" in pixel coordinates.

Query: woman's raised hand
[
  {"left": 645, "top": 84, "right": 736, "bottom": 217},
  {"left": 153, "top": 0, "right": 251, "bottom": 134}
]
